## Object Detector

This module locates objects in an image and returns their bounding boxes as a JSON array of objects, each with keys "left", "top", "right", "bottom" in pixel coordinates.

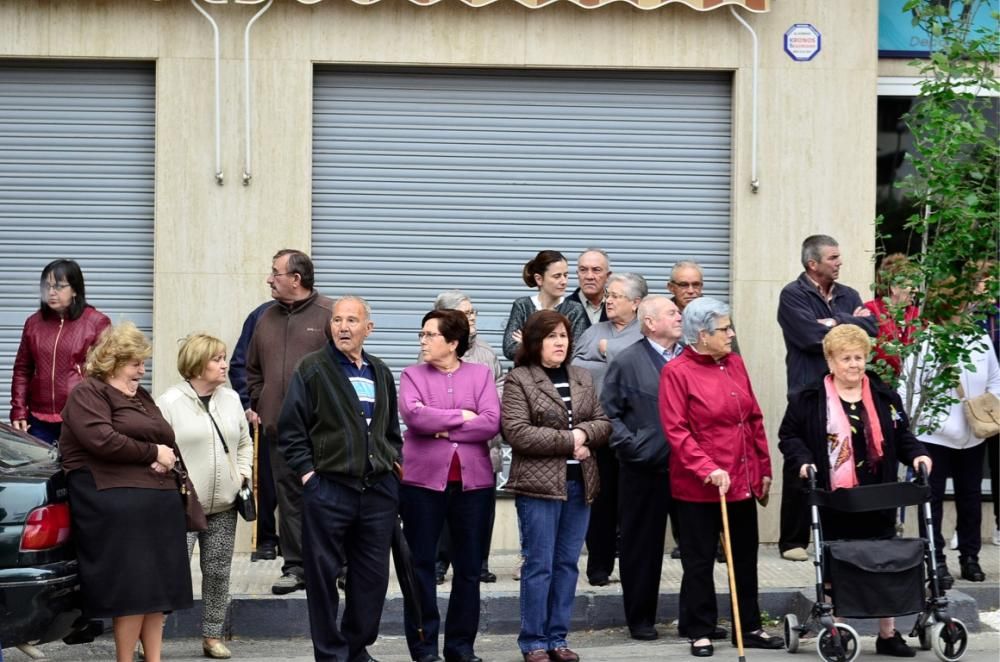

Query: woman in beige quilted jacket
[{"left": 501, "top": 310, "right": 611, "bottom": 662}]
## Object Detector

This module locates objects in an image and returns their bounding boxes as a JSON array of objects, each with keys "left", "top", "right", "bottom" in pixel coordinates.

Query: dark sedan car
[{"left": 0, "top": 423, "right": 101, "bottom": 651}]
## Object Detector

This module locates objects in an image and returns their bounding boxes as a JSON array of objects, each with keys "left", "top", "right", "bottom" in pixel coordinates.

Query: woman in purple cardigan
[{"left": 399, "top": 308, "right": 502, "bottom": 662}]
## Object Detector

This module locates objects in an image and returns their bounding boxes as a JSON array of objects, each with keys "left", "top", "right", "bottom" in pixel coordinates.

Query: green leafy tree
[{"left": 874, "top": 0, "right": 998, "bottom": 433}]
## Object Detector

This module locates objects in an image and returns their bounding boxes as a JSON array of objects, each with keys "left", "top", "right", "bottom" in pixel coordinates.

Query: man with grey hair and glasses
[
  {"left": 571, "top": 248, "right": 612, "bottom": 326},
  {"left": 667, "top": 261, "right": 705, "bottom": 313},
  {"left": 776, "top": 234, "right": 876, "bottom": 562}
]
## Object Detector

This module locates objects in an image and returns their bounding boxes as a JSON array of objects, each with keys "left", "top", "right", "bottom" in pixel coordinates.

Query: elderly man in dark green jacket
[{"left": 279, "top": 296, "right": 402, "bottom": 662}]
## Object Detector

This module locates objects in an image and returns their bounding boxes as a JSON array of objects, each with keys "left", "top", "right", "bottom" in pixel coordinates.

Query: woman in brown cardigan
[
  {"left": 60, "top": 322, "right": 193, "bottom": 662},
  {"left": 502, "top": 310, "right": 611, "bottom": 662}
]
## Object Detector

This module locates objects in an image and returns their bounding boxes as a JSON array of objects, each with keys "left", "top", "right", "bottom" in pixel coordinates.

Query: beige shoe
[
  {"left": 781, "top": 547, "right": 809, "bottom": 561},
  {"left": 203, "top": 639, "right": 232, "bottom": 659}
]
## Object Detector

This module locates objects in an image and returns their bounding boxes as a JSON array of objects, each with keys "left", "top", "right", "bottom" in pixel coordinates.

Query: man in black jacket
[
  {"left": 601, "top": 294, "right": 684, "bottom": 641},
  {"left": 776, "top": 235, "right": 877, "bottom": 561},
  {"left": 279, "top": 296, "right": 402, "bottom": 662}
]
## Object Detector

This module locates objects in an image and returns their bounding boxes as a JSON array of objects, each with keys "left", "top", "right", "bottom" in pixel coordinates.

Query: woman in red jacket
[
  {"left": 863, "top": 253, "right": 920, "bottom": 376},
  {"left": 10, "top": 259, "right": 111, "bottom": 443},
  {"left": 658, "top": 297, "right": 781, "bottom": 658}
]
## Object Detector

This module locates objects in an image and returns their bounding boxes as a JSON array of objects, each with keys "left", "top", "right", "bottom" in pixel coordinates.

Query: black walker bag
[{"left": 826, "top": 538, "right": 925, "bottom": 618}]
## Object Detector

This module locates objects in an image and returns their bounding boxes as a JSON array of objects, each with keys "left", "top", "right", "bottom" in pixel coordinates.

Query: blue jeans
[{"left": 515, "top": 479, "right": 590, "bottom": 654}]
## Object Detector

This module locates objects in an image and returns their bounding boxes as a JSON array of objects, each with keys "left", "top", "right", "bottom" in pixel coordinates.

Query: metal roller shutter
[
  {"left": 0, "top": 61, "right": 155, "bottom": 422},
  {"left": 312, "top": 67, "right": 731, "bottom": 378}
]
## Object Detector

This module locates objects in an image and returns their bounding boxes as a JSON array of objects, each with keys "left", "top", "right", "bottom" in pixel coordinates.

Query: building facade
[{"left": 1, "top": 0, "right": 889, "bottom": 545}]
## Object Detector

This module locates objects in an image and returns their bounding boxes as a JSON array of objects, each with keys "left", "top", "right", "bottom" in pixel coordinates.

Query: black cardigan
[{"left": 778, "top": 371, "right": 927, "bottom": 490}]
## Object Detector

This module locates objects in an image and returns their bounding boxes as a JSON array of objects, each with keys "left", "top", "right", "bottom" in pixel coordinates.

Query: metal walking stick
[{"left": 720, "top": 493, "right": 746, "bottom": 662}]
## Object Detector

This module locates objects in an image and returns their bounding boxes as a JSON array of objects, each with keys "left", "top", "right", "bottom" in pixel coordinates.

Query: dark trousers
[
  {"left": 676, "top": 498, "right": 762, "bottom": 641},
  {"left": 27, "top": 415, "right": 61, "bottom": 445},
  {"left": 920, "top": 442, "right": 985, "bottom": 563},
  {"left": 436, "top": 481, "right": 497, "bottom": 574},
  {"left": 779, "top": 458, "right": 810, "bottom": 551},
  {"left": 618, "top": 463, "right": 670, "bottom": 631},
  {"left": 400, "top": 483, "right": 493, "bottom": 660},
  {"left": 269, "top": 432, "right": 304, "bottom": 575},
  {"left": 585, "top": 446, "right": 619, "bottom": 581},
  {"left": 988, "top": 434, "right": 999, "bottom": 529},
  {"left": 256, "top": 431, "right": 279, "bottom": 547},
  {"left": 302, "top": 473, "right": 398, "bottom": 662}
]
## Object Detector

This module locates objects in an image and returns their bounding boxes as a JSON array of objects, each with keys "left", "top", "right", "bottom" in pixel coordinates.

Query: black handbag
[
  {"left": 196, "top": 389, "right": 255, "bottom": 521},
  {"left": 235, "top": 478, "right": 257, "bottom": 522}
]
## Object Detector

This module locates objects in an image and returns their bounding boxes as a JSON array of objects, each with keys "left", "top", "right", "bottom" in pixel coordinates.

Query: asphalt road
[{"left": 6, "top": 626, "right": 999, "bottom": 662}]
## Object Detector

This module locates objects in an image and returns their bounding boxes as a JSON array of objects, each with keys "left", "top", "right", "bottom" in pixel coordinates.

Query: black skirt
[{"left": 66, "top": 469, "right": 193, "bottom": 618}]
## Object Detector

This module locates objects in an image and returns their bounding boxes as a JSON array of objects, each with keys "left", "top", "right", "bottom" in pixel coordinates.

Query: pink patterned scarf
[{"left": 824, "top": 374, "right": 885, "bottom": 490}]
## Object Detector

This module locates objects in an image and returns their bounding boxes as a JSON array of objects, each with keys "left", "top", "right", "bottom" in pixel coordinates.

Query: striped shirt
[{"left": 337, "top": 352, "right": 375, "bottom": 427}]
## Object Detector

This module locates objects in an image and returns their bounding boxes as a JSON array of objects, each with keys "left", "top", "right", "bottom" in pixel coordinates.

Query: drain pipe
[
  {"left": 191, "top": 0, "right": 224, "bottom": 185},
  {"left": 242, "top": 0, "right": 273, "bottom": 185},
  {"left": 729, "top": 6, "right": 759, "bottom": 194}
]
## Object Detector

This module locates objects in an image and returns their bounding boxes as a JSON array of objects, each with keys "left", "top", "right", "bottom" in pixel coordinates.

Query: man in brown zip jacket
[{"left": 248, "top": 249, "right": 334, "bottom": 594}]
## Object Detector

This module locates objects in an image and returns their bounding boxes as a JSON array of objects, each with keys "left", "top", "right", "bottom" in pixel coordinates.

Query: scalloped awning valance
[{"left": 186, "top": 0, "right": 768, "bottom": 11}]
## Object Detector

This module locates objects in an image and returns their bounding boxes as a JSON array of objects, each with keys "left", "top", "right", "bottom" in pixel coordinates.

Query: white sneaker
[
  {"left": 949, "top": 532, "right": 959, "bottom": 550},
  {"left": 993, "top": 528, "right": 1000, "bottom": 547}
]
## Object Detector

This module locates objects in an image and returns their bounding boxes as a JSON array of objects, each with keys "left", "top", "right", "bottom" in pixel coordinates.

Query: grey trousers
[{"left": 187, "top": 508, "right": 238, "bottom": 638}]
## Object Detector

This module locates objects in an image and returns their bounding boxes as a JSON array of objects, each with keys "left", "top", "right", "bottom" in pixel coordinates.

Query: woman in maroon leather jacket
[{"left": 10, "top": 259, "right": 110, "bottom": 444}]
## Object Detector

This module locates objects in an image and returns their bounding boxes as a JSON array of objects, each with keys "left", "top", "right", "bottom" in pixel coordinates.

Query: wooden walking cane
[
  {"left": 719, "top": 493, "right": 746, "bottom": 662},
  {"left": 251, "top": 421, "right": 260, "bottom": 553}
]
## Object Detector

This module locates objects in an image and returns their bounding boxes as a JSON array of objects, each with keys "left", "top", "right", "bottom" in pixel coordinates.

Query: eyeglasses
[
  {"left": 460, "top": 309, "right": 478, "bottom": 318},
  {"left": 712, "top": 325, "right": 735, "bottom": 335},
  {"left": 671, "top": 281, "right": 703, "bottom": 290},
  {"left": 270, "top": 271, "right": 294, "bottom": 278},
  {"left": 605, "top": 291, "right": 632, "bottom": 301},
  {"left": 41, "top": 283, "right": 71, "bottom": 293},
  {"left": 417, "top": 332, "right": 444, "bottom": 341}
]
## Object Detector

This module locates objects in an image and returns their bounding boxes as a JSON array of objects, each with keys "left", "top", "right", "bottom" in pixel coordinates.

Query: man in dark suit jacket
[{"left": 600, "top": 294, "right": 684, "bottom": 641}]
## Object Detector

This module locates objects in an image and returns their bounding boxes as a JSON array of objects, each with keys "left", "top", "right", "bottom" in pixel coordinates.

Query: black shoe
[
  {"left": 936, "top": 562, "right": 955, "bottom": 590},
  {"left": 670, "top": 547, "right": 682, "bottom": 560},
  {"left": 444, "top": 655, "right": 482, "bottom": 662},
  {"left": 436, "top": 572, "right": 446, "bottom": 585},
  {"left": 960, "top": 559, "right": 986, "bottom": 582},
  {"left": 271, "top": 572, "right": 306, "bottom": 595},
  {"left": 689, "top": 639, "right": 713, "bottom": 657},
  {"left": 629, "top": 625, "right": 658, "bottom": 641},
  {"left": 740, "top": 629, "right": 783, "bottom": 649},
  {"left": 414, "top": 655, "right": 442, "bottom": 662},
  {"left": 875, "top": 630, "right": 916, "bottom": 657},
  {"left": 255, "top": 542, "right": 277, "bottom": 561},
  {"left": 588, "top": 574, "right": 610, "bottom": 587},
  {"left": 479, "top": 569, "right": 497, "bottom": 583}
]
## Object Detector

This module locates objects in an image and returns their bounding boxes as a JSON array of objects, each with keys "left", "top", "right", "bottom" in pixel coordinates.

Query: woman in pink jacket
[
  {"left": 398, "top": 308, "right": 502, "bottom": 662},
  {"left": 658, "top": 297, "right": 781, "bottom": 658}
]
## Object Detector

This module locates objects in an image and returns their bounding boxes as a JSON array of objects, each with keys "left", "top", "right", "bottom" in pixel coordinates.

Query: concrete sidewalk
[{"left": 170, "top": 543, "right": 1000, "bottom": 639}]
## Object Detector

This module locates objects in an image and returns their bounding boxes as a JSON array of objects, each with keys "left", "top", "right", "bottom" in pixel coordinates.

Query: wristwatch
[{"left": 823, "top": 319, "right": 835, "bottom": 328}]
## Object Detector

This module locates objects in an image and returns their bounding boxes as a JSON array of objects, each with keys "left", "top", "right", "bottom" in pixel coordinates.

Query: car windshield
[{"left": 0, "top": 426, "right": 57, "bottom": 469}]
